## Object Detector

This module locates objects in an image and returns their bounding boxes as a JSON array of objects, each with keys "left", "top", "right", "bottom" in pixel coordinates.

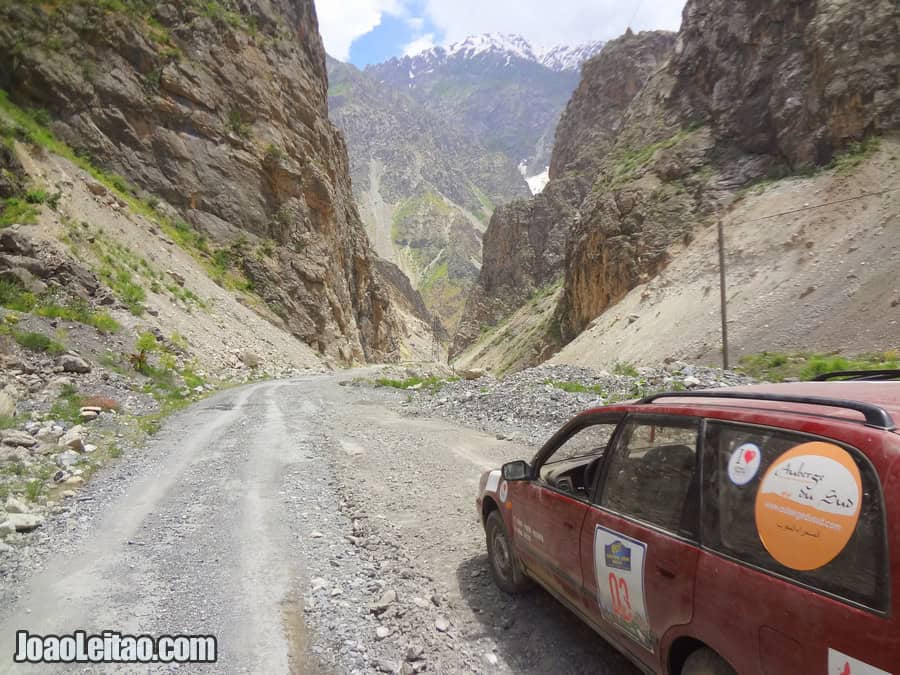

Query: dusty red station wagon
[{"left": 476, "top": 373, "right": 900, "bottom": 675}]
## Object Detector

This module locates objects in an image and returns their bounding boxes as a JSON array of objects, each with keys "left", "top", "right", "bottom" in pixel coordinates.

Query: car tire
[
  {"left": 485, "top": 510, "right": 532, "bottom": 594},
  {"left": 681, "top": 648, "right": 736, "bottom": 675}
]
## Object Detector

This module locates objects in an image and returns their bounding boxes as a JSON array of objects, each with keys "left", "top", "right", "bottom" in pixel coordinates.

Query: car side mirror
[{"left": 502, "top": 460, "right": 530, "bottom": 481}]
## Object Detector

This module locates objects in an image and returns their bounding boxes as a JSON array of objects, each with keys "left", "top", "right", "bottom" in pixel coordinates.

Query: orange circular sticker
[{"left": 754, "top": 442, "right": 862, "bottom": 571}]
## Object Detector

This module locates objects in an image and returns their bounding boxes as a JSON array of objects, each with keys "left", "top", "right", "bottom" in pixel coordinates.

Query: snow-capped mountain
[
  {"left": 403, "top": 33, "right": 605, "bottom": 73},
  {"left": 366, "top": 34, "right": 604, "bottom": 174}
]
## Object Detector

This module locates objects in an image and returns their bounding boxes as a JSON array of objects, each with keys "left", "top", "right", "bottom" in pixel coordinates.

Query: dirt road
[{"left": 0, "top": 374, "right": 636, "bottom": 674}]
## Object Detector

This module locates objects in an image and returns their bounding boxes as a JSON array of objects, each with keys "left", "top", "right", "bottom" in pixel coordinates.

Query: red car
[{"left": 477, "top": 372, "right": 900, "bottom": 675}]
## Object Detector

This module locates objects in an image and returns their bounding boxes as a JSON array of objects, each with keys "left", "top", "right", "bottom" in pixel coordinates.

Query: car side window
[
  {"left": 701, "top": 421, "right": 888, "bottom": 611},
  {"left": 538, "top": 421, "right": 619, "bottom": 498},
  {"left": 599, "top": 416, "right": 700, "bottom": 538}
]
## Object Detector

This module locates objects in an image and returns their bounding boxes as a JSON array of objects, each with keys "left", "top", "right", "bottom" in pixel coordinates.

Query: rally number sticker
[{"left": 594, "top": 526, "right": 652, "bottom": 652}]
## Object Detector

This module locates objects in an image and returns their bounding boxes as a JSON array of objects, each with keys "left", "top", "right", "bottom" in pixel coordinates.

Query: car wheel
[
  {"left": 681, "top": 648, "right": 736, "bottom": 675},
  {"left": 485, "top": 510, "right": 532, "bottom": 594}
]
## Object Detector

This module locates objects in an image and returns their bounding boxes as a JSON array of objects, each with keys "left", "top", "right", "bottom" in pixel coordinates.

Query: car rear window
[{"left": 701, "top": 421, "right": 889, "bottom": 611}]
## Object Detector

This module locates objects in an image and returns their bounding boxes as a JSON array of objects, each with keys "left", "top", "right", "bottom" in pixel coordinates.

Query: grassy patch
[
  {"left": 613, "top": 362, "right": 640, "bottom": 377},
  {"left": 0, "top": 197, "right": 39, "bottom": 227},
  {"left": 11, "top": 329, "right": 66, "bottom": 354},
  {"left": 738, "top": 350, "right": 898, "bottom": 382},
  {"left": 829, "top": 136, "right": 880, "bottom": 174},
  {"left": 375, "top": 375, "right": 458, "bottom": 393},
  {"left": 0, "top": 415, "right": 17, "bottom": 430},
  {"left": 544, "top": 379, "right": 605, "bottom": 395},
  {"left": 609, "top": 127, "right": 698, "bottom": 184},
  {"left": 48, "top": 383, "right": 83, "bottom": 424}
]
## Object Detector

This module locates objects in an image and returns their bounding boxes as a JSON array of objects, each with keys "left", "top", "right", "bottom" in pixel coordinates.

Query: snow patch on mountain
[{"left": 526, "top": 168, "right": 550, "bottom": 195}]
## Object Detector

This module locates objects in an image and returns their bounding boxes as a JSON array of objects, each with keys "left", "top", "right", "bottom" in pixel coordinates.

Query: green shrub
[
  {"left": 24, "top": 188, "right": 48, "bottom": 204},
  {"left": 24, "top": 479, "right": 43, "bottom": 501},
  {"left": 613, "top": 362, "right": 639, "bottom": 377},
  {"left": 0, "top": 280, "right": 37, "bottom": 311},
  {"left": 0, "top": 197, "right": 39, "bottom": 227},
  {"left": 13, "top": 330, "right": 65, "bottom": 354}
]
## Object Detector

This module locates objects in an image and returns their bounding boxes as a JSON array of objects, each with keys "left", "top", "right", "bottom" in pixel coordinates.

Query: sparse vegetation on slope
[{"left": 738, "top": 351, "right": 898, "bottom": 382}]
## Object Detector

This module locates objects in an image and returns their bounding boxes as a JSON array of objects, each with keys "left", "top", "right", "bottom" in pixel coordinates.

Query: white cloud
[
  {"left": 315, "top": 0, "right": 406, "bottom": 61},
  {"left": 422, "top": 0, "right": 685, "bottom": 48},
  {"left": 406, "top": 16, "right": 425, "bottom": 31},
  {"left": 403, "top": 32, "right": 437, "bottom": 56}
]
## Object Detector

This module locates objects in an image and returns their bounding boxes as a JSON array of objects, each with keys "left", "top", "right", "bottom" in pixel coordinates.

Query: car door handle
[{"left": 656, "top": 564, "right": 676, "bottom": 579}]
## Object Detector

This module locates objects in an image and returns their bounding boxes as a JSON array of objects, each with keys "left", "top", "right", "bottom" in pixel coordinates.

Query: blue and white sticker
[
  {"left": 594, "top": 526, "right": 652, "bottom": 652},
  {"left": 728, "top": 442, "right": 761, "bottom": 486}
]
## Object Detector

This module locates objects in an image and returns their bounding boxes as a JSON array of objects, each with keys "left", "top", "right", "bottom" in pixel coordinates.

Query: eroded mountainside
[
  {"left": 327, "top": 55, "right": 528, "bottom": 332},
  {"left": 454, "top": 0, "right": 900, "bottom": 373},
  {"left": 0, "top": 0, "right": 432, "bottom": 362}
]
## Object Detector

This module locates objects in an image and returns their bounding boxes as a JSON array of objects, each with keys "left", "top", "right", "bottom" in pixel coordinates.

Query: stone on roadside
[
  {"left": 683, "top": 375, "right": 702, "bottom": 387},
  {"left": 55, "top": 450, "right": 81, "bottom": 469},
  {"left": 0, "top": 520, "right": 13, "bottom": 536},
  {"left": 65, "top": 476, "right": 85, "bottom": 487},
  {"left": 35, "top": 426, "right": 63, "bottom": 444},
  {"left": 374, "top": 659, "right": 400, "bottom": 674},
  {"left": 404, "top": 644, "right": 425, "bottom": 662},
  {"left": 461, "top": 368, "right": 486, "bottom": 380},
  {"left": 1, "top": 429, "right": 37, "bottom": 448},
  {"left": 8, "top": 513, "right": 43, "bottom": 532},
  {"left": 375, "top": 626, "right": 391, "bottom": 640},
  {"left": 59, "top": 355, "right": 91, "bottom": 374},
  {"left": 0, "top": 391, "right": 15, "bottom": 418},
  {"left": 59, "top": 426, "right": 86, "bottom": 452},
  {"left": 434, "top": 616, "right": 450, "bottom": 632},
  {"left": 5, "top": 496, "right": 29, "bottom": 514},
  {"left": 369, "top": 589, "right": 398, "bottom": 614}
]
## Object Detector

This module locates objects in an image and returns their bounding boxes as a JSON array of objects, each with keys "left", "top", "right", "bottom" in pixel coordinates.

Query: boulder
[
  {"left": 0, "top": 520, "right": 13, "bottom": 536},
  {"left": 0, "top": 391, "right": 16, "bottom": 418},
  {"left": 4, "top": 496, "right": 29, "bottom": 514},
  {"left": 55, "top": 449, "right": 81, "bottom": 468},
  {"left": 59, "top": 425, "right": 86, "bottom": 452},
  {"left": 8, "top": 513, "right": 43, "bottom": 532},
  {"left": 59, "top": 355, "right": 91, "bottom": 374},
  {"left": 1, "top": 429, "right": 37, "bottom": 448},
  {"left": 461, "top": 368, "right": 486, "bottom": 381}
]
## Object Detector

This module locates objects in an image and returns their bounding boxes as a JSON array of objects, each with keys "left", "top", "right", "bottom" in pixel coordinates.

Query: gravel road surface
[{"left": 0, "top": 373, "right": 638, "bottom": 674}]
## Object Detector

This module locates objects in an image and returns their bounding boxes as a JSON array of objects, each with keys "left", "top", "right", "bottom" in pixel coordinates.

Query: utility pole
[
  {"left": 431, "top": 316, "right": 442, "bottom": 364},
  {"left": 717, "top": 219, "right": 729, "bottom": 370}
]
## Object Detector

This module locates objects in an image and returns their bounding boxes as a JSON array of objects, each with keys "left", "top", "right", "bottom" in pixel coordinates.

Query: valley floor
[{"left": 0, "top": 372, "right": 640, "bottom": 674}]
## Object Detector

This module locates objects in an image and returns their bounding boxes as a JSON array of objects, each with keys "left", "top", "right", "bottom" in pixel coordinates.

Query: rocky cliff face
[
  {"left": 326, "top": 55, "right": 528, "bottom": 332},
  {"left": 560, "top": 0, "right": 900, "bottom": 340},
  {"left": 0, "top": 0, "right": 428, "bottom": 362},
  {"left": 451, "top": 30, "right": 675, "bottom": 357}
]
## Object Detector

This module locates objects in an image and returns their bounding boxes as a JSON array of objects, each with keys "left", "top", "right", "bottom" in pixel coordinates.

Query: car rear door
[
  {"left": 695, "top": 419, "right": 896, "bottom": 675},
  {"left": 578, "top": 414, "right": 701, "bottom": 671}
]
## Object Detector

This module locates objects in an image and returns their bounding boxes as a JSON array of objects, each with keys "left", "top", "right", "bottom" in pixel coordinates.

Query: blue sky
[{"left": 315, "top": 0, "right": 686, "bottom": 67}]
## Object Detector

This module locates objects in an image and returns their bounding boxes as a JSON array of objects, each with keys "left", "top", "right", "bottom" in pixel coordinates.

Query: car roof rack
[
  {"left": 638, "top": 391, "right": 896, "bottom": 430},
  {"left": 812, "top": 369, "right": 900, "bottom": 381}
]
